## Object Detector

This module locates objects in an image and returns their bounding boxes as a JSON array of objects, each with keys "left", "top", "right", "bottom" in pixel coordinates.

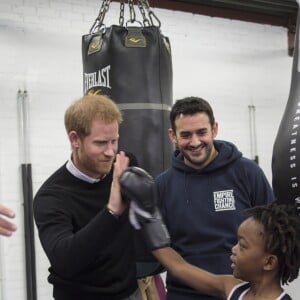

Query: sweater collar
[{"left": 66, "top": 158, "right": 104, "bottom": 183}]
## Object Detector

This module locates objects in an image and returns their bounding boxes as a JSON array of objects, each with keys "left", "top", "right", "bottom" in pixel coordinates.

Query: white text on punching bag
[
  {"left": 84, "top": 65, "right": 111, "bottom": 94},
  {"left": 290, "top": 102, "right": 300, "bottom": 190}
]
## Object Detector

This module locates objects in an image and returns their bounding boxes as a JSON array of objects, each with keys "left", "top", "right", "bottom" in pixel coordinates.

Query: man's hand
[
  {"left": 107, "top": 151, "right": 129, "bottom": 217},
  {"left": 0, "top": 204, "right": 17, "bottom": 237}
]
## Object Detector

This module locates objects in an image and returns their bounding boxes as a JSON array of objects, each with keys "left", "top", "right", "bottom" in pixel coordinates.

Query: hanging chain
[
  {"left": 89, "top": 0, "right": 161, "bottom": 31},
  {"left": 137, "top": 0, "right": 150, "bottom": 26},
  {"left": 128, "top": 0, "right": 136, "bottom": 24},
  {"left": 119, "top": 0, "right": 125, "bottom": 26},
  {"left": 98, "top": 0, "right": 111, "bottom": 25},
  {"left": 140, "top": 0, "right": 161, "bottom": 27},
  {"left": 89, "top": 0, "right": 111, "bottom": 33}
]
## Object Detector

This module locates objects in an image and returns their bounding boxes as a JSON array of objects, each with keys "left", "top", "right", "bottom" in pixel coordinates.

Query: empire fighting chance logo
[{"left": 213, "top": 190, "right": 236, "bottom": 212}]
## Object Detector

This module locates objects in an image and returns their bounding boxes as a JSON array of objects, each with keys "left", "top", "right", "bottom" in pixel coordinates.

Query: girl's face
[{"left": 230, "top": 217, "right": 269, "bottom": 282}]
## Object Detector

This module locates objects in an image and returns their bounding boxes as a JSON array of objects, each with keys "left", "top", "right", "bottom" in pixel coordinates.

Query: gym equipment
[
  {"left": 82, "top": 0, "right": 173, "bottom": 177},
  {"left": 272, "top": 3, "right": 300, "bottom": 210},
  {"left": 120, "top": 166, "right": 170, "bottom": 250},
  {"left": 17, "top": 90, "right": 37, "bottom": 300}
]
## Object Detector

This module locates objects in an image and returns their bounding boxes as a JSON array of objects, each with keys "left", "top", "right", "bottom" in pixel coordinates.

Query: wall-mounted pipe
[
  {"left": 248, "top": 105, "right": 259, "bottom": 164},
  {"left": 17, "top": 90, "right": 37, "bottom": 300}
]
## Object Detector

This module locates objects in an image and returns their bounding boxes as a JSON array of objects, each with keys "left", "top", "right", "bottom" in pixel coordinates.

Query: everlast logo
[{"left": 84, "top": 65, "right": 111, "bottom": 94}]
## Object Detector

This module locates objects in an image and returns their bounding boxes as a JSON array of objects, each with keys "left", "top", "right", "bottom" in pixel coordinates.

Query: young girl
[
  {"left": 152, "top": 203, "right": 299, "bottom": 299},
  {"left": 120, "top": 166, "right": 300, "bottom": 300}
]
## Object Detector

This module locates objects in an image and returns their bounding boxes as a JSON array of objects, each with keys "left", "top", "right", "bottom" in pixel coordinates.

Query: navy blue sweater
[{"left": 156, "top": 140, "right": 274, "bottom": 299}]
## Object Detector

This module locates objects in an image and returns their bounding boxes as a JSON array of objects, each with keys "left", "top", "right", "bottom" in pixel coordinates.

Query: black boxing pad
[
  {"left": 272, "top": 6, "right": 300, "bottom": 209},
  {"left": 82, "top": 23, "right": 173, "bottom": 177}
]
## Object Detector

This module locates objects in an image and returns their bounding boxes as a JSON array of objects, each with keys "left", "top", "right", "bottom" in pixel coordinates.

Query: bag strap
[{"left": 89, "top": 0, "right": 161, "bottom": 34}]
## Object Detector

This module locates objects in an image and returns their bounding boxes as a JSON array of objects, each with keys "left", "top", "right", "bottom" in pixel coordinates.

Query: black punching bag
[
  {"left": 272, "top": 4, "right": 300, "bottom": 208},
  {"left": 82, "top": 0, "right": 173, "bottom": 177}
]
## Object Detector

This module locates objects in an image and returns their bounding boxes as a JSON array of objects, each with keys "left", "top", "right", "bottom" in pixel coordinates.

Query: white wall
[{"left": 0, "top": 0, "right": 297, "bottom": 299}]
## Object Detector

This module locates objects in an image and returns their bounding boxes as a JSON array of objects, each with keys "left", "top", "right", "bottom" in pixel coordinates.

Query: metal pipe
[
  {"left": 248, "top": 105, "right": 259, "bottom": 164},
  {"left": 17, "top": 90, "right": 37, "bottom": 300}
]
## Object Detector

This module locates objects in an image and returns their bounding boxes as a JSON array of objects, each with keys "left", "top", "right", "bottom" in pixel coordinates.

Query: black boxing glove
[{"left": 119, "top": 167, "right": 170, "bottom": 250}]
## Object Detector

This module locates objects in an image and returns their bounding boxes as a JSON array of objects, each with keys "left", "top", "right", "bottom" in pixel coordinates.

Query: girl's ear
[{"left": 264, "top": 254, "right": 278, "bottom": 271}]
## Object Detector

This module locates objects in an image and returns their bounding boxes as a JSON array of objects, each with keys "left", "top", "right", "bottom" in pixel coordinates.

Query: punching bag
[
  {"left": 82, "top": 0, "right": 173, "bottom": 177},
  {"left": 272, "top": 2, "right": 300, "bottom": 209}
]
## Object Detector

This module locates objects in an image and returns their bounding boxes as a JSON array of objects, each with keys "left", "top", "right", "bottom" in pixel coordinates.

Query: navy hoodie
[{"left": 156, "top": 140, "right": 274, "bottom": 299}]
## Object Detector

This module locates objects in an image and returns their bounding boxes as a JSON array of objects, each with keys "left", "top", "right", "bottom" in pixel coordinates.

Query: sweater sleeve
[{"left": 33, "top": 190, "right": 129, "bottom": 278}]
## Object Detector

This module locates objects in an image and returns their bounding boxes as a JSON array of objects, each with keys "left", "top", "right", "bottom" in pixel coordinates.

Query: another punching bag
[
  {"left": 82, "top": 0, "right": 173, "bottom": 177},
  {"left": 272, "top": 2, "right": 300, "bottom": 209}
]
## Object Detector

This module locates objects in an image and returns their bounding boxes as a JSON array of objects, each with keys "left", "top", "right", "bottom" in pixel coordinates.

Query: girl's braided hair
[{"left": 245, "top": 202, "right": 300, "bottom": 285}]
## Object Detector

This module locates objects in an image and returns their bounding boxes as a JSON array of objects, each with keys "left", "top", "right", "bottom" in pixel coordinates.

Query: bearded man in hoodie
[{"left": 155, "top": 97, "right": 274, "bottom": 300}]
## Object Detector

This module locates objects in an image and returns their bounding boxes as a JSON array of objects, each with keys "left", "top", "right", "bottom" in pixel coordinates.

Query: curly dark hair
[
  {"left": 245, "top": 202, "right": 300, "bottom": 285},
  {"left": 170, "top": 97, "right": 215, "bottom": 132}
]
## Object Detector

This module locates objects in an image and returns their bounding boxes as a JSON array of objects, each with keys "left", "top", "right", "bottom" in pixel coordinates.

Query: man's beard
[
  {"left": 181, "top": 143, "right": 213, "bottom": 168},
  {"left": 79, "top": 151, "right": 115, "bottom": 177}
]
